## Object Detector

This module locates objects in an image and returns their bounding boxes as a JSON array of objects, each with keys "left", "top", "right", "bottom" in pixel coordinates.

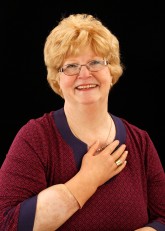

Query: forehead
[{"left": 64, "top": 46, "right": 101, "bottom": 62}]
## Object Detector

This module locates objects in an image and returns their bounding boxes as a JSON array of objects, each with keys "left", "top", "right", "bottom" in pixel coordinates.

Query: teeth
[{"left": 77, "top": 84, "right": 97, "bottom": 89}]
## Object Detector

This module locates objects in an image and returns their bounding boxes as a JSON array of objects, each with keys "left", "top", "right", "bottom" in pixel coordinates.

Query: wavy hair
[{"left": 44, "top": 13, "right": 124, "bottom": 97}]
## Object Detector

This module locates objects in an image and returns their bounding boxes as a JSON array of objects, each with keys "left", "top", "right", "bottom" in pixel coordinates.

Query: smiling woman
[{"left": 0, "top": 13, "right": 165, "bottom": 231}]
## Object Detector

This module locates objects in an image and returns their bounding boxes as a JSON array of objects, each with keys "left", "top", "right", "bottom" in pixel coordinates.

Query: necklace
[
  {"left": 70, "top": 114, "right": 113, "bottom": 152},
  {"left": 95, "top": 115, "right": 112, "bottom": 152}
]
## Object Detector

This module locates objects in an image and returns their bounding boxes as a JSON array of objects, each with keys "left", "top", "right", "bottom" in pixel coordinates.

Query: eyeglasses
[{"left": 59, "top": 59, "right": 109, "bottom": 76}]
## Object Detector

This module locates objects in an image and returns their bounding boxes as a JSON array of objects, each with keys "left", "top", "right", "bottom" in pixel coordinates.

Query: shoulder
[
  {"left": 119, "top": 116, "right": 157, "bottom": 152},
  {"left": 15, "top": 111, "right": 56, "bottom": 140},
  {"left": 25, "top": 111, "right": 54, "bottom": 129},
  {"left": 116, "top": 116, "right": 153, "bottom": 144},
  {"left": 28, "top": 111, "right": 54, "bottom": 127},
  {"left": 112, "top": 113, "right": 148, "bottom": 136},
  {"left": 120, "top": 117, "right": 147, "bottom": 134}
]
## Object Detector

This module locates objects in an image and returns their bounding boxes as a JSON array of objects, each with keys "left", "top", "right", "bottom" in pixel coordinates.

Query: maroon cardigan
[{"left": 0, "top": 108, "right": 165, "bottom": 231}]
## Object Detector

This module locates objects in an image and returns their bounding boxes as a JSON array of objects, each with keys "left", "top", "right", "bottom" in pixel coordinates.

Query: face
[{"left": 59, "top": 46, "right": 112, "bottom": 106}]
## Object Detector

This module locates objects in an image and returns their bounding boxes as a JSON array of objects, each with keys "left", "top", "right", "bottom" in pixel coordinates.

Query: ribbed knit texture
[{"left": 0, "top": 110, "right": 165, "bottom": 231}]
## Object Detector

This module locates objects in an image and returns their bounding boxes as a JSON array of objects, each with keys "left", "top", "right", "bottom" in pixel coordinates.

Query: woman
[{"left": 0, "top": 13, "right": 165, "bottom": 231}]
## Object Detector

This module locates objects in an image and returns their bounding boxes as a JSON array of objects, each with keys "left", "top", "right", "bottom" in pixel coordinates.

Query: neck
[
  {"left": 64, "top": 103, "right": 114, "bottom": 149},
  {"left": 64, "top": 103, "right": 109, "bottom": 128}
]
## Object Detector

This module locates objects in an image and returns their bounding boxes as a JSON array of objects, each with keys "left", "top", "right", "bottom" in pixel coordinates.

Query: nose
[{"left": 78, "top": 64, "right": 91, "bottom": 77}]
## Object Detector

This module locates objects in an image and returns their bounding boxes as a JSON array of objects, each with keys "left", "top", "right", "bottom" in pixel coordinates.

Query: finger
[
  {"left": 115, "top": 159, "right": 127, "bottom": 173},
  {"left": 87, "top": 140, "right": 100, "bottom": 155},
  {"left": 102, "top": 140, "right": 120, "bottom": 155},
  {"left": 111, "top": 143, "right": 126, "bottom": 160},
  {"left": 115, "top": 150, "right": 128, "bottom": 168}
]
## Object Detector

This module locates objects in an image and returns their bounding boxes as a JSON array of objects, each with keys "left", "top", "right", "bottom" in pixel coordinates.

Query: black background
[{"left": 1, "top": 1, "right": 165, "bottom": 169}]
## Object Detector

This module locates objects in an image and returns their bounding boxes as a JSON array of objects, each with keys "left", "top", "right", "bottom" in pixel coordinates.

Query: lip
[{"left": 75, "top": 84, "right": 98, "bottom": 90}]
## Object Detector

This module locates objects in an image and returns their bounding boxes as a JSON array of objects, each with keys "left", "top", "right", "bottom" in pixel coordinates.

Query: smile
[{"left": 76, "top": 84, "right": 98, "bottom": 90}]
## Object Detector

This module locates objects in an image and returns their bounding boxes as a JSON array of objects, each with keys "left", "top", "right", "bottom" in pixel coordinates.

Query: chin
[{"left": 78, "top": 98, "right": 101, "bottom": 105}]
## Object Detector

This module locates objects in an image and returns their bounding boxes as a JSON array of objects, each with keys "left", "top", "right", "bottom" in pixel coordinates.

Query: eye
[
  {"left": 89, "top": 60, "right": 102, "bottom": 66},
  {"left": 65, "top": 63, "right": 79, "bottom": 69}
]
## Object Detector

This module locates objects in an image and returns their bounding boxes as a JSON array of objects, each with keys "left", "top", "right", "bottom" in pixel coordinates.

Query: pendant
[{"left": 96, "top": 144, "right": 109, "bottom": 152}]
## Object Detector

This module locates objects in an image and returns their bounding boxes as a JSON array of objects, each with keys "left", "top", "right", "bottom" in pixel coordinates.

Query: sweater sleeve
[
  {"left": 144, "top": 131, "right": 165, "bottom": 230},
  {"left": 146, "top": 221, "right": 165, "bottom": 230},
  {"left": 0, "top": 118, "right": 49, "bottom": 231}
]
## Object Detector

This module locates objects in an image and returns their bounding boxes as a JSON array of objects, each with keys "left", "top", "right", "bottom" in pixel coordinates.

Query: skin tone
[{"left": 33, "top": 46, "right": 155, "bottom": 231}]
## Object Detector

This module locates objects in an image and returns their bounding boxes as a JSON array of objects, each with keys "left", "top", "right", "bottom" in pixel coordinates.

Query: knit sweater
[{"left": 0, "top": 108, "right": 165, "bottom": 231}]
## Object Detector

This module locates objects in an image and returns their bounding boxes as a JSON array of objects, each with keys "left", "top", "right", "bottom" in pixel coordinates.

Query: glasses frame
[{"left": 59, "top": 59, "right": 109, "bottom": 76}]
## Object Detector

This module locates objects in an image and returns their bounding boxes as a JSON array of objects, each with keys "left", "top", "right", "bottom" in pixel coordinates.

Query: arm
[
  {"left": 136, "top": 131, "right": 165, "bottom": 231},
  {"left": 33, "top": 184, "right": 80, "bottom": 231},
  {"left": 145, "top": 133, "right": 165, "bottom": 230},
  {"left": 135, "top": 228, "right": 156, "bottom": 231},
  {"left": 0, "top": 118, "right": 127, "bottom": 231},
  {"left": 33, "top": 140, "right": 128, "bottom": 230}
]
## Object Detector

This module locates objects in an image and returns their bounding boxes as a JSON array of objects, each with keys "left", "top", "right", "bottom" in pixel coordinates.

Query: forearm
[
  {"left": 33, "top": 141, "right": 127, "bottom": 230},
  {"left": 65, "top": 171, "right": 97, "bottom": 208},
  {"left": 33, "top": 184, "right": 80, "bottom": 231},
  {"left": 135, "top": 227, "right": 156, "bottom": 230},
  {"left": 33, "top": 172, "right": 97, "bottom": 231}
]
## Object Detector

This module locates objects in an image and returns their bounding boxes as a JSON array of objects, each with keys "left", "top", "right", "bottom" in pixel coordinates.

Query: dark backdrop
[{"left": 1, "top": 1, "right": 164, "bottom": 169}]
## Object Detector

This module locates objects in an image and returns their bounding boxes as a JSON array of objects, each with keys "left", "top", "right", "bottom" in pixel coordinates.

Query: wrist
[{"left": 65, "top": 172, "right": 97, "bottom": 208}]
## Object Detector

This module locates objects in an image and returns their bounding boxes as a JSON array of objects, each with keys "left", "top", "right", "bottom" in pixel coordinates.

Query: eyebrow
[{"left": 63, "top": 58, "right": 103, "bottom": 65}]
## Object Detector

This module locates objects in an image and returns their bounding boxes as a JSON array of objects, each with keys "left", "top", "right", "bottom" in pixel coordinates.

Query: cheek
[
  {"left": 102, "top": 69, "right": 112, "bottom": 83},
  {"left": 59, "top": 76, "right": 74, "bottom": 91}
]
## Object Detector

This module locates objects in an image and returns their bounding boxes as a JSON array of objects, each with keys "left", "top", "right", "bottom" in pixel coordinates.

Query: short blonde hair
[{"left": 44, "top": 13, "right": 124, "bottom": 97}]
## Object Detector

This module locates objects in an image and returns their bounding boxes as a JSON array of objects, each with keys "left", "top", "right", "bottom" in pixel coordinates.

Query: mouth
[{"left": 76, "top": 84, "right": 98, "bottom": 90}]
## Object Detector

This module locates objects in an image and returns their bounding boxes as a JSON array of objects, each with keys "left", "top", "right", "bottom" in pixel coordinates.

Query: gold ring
[{"left": 115, "top": 159, "right": 122, "bottom": 166}]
